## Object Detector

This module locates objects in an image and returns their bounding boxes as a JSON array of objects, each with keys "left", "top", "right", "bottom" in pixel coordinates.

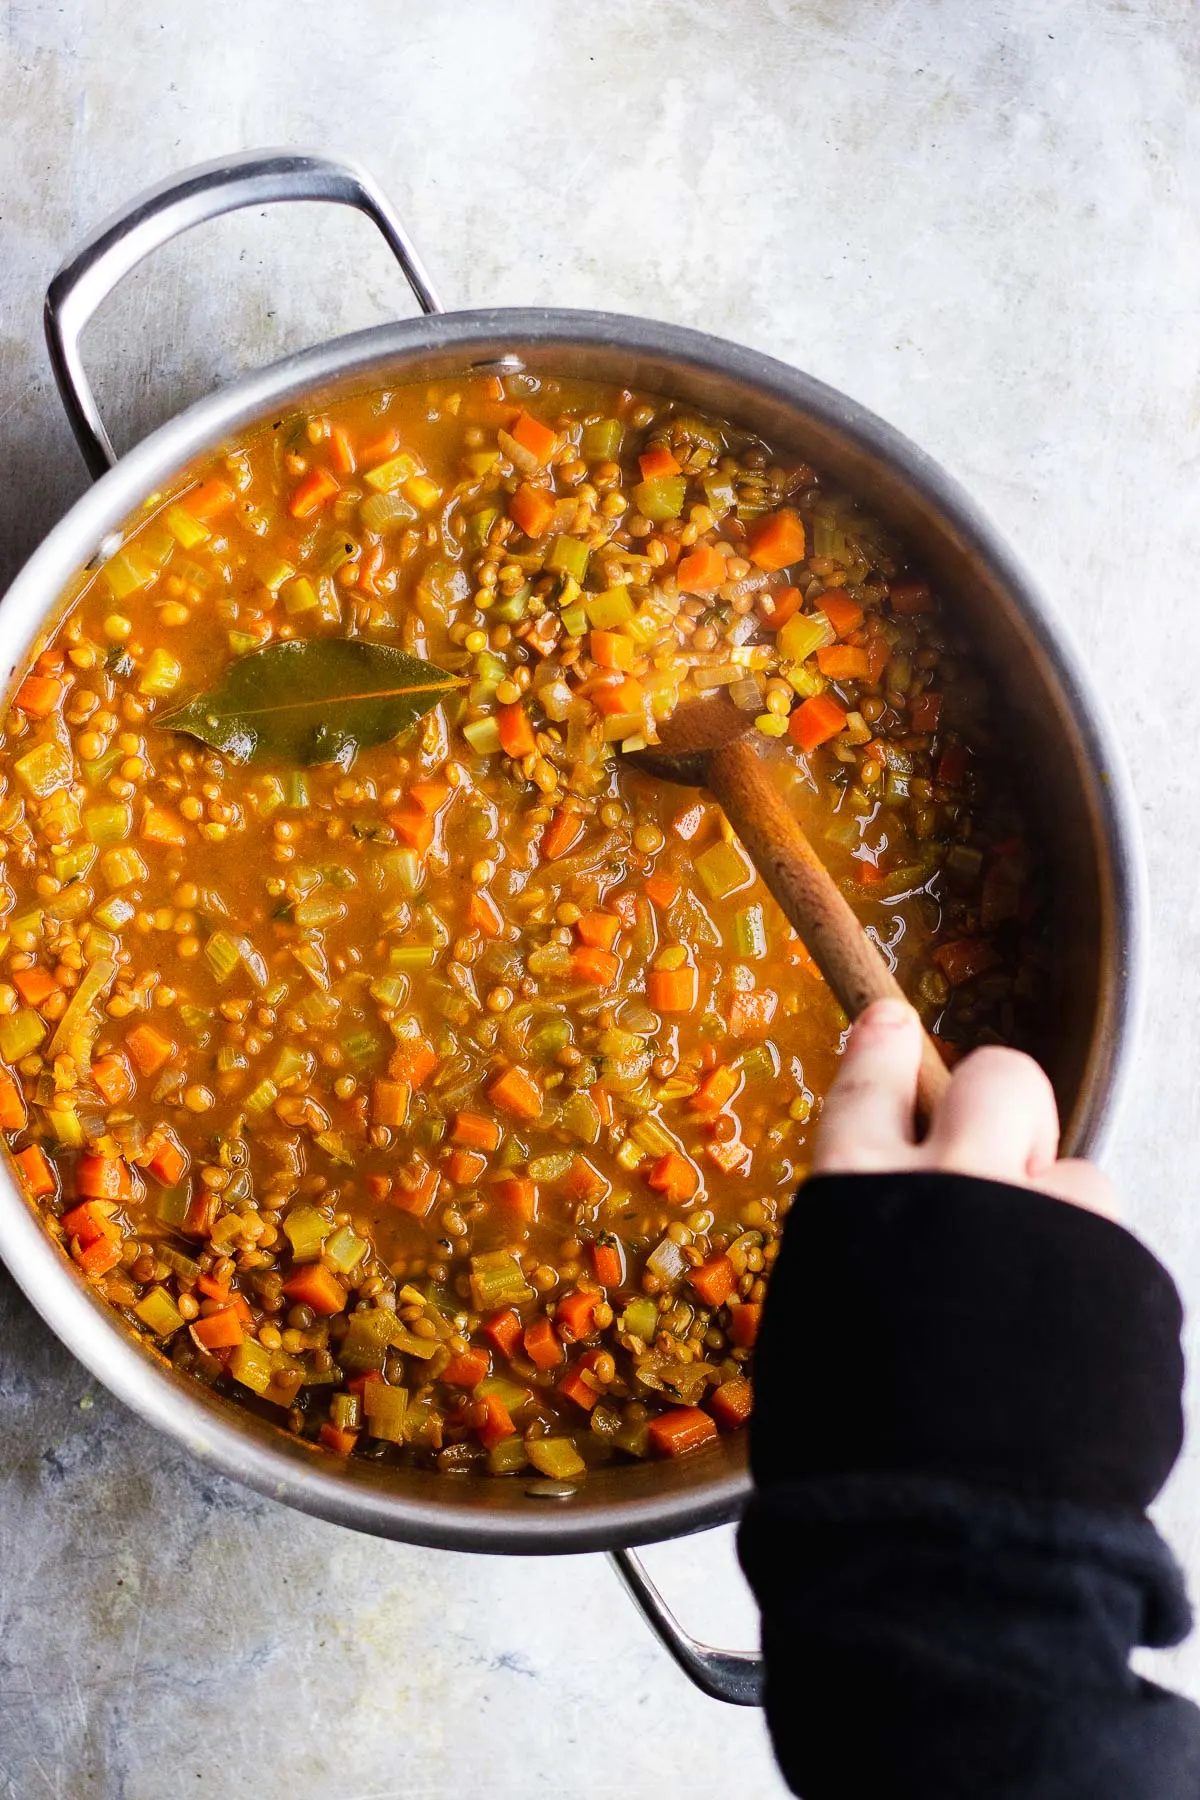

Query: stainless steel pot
[{"left": 0, "top": 150, "right": 1145, "bottom": 1708}]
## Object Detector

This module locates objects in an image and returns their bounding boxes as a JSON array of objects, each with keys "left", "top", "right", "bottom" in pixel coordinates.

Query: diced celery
[
  {"left": 158, "top": 1244, "right": 200, "bottom": 1284},
  {"left": 102, "top": 547, "right": 156, "bottom": 600},
  {"left": 283, "top": 772, "right": 310, "bottom": 809},
  {"left": 630, "top": 1114, "right": 679, "bottom": 1158},
  {"left": 324, "top": 1224, "right": 367, "bottom": 1274},
  {"left": 164, "top": 504, "right": 210, "bottom": 549},
  {"left": 155, "top": 1180, "right": 192, "bottom": 1228},
  {"left": 255, "top": 551, "right": 296, "bottom": 592},
  {"left": 632, "top": 476, "right": 686, "bottom": 521},
  {"left": 695, "top": 839, "right": 753, "bottom": 902},
  {"left": 786, "top": 665, "right": 827, "bottom": 699},
  {"left": 462, "top": 716, "right": 502, "bottom": 757},
  {"left": 369, "top": 974, "right": 407, "bottom": 1008},
  {"left": 228, "top": 631, "right": 259, "bottom": 656},
  {"left": 81, "top": 745, "right": 123, "bottom": 788},
  {"left": 585, "top": 587, "right": 635, "bottom": 629},
  {"left": 646, "top": 1236, "right": 689, "bottom": 1284},
  {"left": 363, "top": 1381, "right": 409, "bottom": 1442},
  {"left": 315, "top": 1128, "right": 355, "bottom": 1166},
  {"left": 478, "top": 1375, "right": 532, "bottom": 1411},
  {"left": 779, "top": 611, "right": 834, "bottom": 663},
  {"left": 739, "top": 1042, "right": 779, "bottom": 1082},
  {"left": 387, "top": 946, "right": 438, "bottom": 973},
  {"left": 558, "top": 1090, "right": 601, "bottom": 1144},
  {"left": 45, "top": 1108, "right": 85, "bottom": 1147},
  {"left": 361, "top": 490, "right": 417, "bottom": 534},
  {"left": 134, "top": 1286, "right": 185, "bottom": 1338},
  {"left": 269, "top": 1045, "right": 309, "bottom": 1086},
  {"left": 701, "top": 473, "right": 737, "bottom": 515},
  {"left": 560, "top": 603, "right": 588, "bottom": 639},
  {"left": 404, "top": 473, "right": 442, "bottom": 511},
  {"left": 469, "top": 1250, "right": 535, "bottom": 1312},
  {"left": 252, "top": 776, "right": 285, "bottom": 819},
  {"left": 244, "top": 1077, "right": 279, "bottom": 1116},
  {"left": 293, "top": 892, "right": 346, "bottom": 930},
  {"left": 0, "top": 1008, "right": 46, "bottom": 1062},
  {"left": 528, "top": 1151, "right": 573, "bottom": 1182},
  {"left": 526, "top": 1438, "right": 585, "bottom": 1480},
  {"left": 203, "top": 930, "right": 243, "bottom": 984},
  {"left": 93, "top": 896, "right": 135, "bottom": 930},
  {"left": 487, "top": 1436, "right": 530, "bottom": 1475},
  {"left": 364, "top": 452, "right": 417, "bottom": 493},
  {"left": 733, "top": 904, "right": 768, "bottom": 959},
  {"left": 463, "top": 504, "right": 499, "bottom": 550},
  {"left": 620, "top": 1296, "right": 659, "bottom": 1343},
  {"left": 611, "top": 1419, "right": 651, "bottom": 1459},
  {"left": 282, "top": 575, "right": 319, "bottom": 616},
  {"left": 283, "top": 1204, "right": 330, "bottom": 1262},
  {"left": 581, "top": 418, "right": 624, "bottom": 461},
  {"left": 546, "top": 536, "right": 590, "bottom": 581},
  {"left": 529, "top": 1017, "right": 571, "bottom": 1060},
  {"left": 490, "top": 590, "right": 528, "bottom": 624},
  {"left": 615, "top": 1137, "right": 644, "bottom": 1174},
  {"left": 331, "top": 1392, "right": 361, "bottom": 1431},
  {"left": 138, "top": 648, "right": 182, "bottom": 697},
  {"left": 53, "top": 845, "right": 96, "bottom": 883},
  {"left": 378, "top": 847, "right": 423, "bottom": 896},
  {"left": 338, "top": 1309, "right": 396, "bottom": 1372},
  {"left": 342, "top": 1028, "right": 381, "bottom": 1065},
  {"left": 387, "top": 1325, "right": 439, "bottom": 1360},
  {"left": 229, "top": 1338, "right": 274, "bottom": 1395},
  {"left": 84, "top": 802, "right": 133, "bottom": 845},
  {"left": 15, "top": 742, "right": 72, "bottom": 798}
]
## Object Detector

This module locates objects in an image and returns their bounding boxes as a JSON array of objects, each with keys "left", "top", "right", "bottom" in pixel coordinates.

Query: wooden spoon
[{"left": 627, "top": 693, "right": 951, "bottom": 1119}]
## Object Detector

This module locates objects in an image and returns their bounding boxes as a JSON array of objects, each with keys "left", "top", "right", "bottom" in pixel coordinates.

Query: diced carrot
[
  {"left": 571, "top": 945, "right": 620, "bottom": 987},
  {"left": 509, "top": 482, "right": 556, "bottom": 538},
  {"left": 728, "top": 989, "right": 778, "bottom": 1038},
  {"left": 589, "top": 629, "right": 636, "bottom": 672},
  {"left": 710, "top": 1378, "right": 754, "bottom": 1431},
  {"left": 638, "top": 445, "right": 681, "bottom": 480},
  {"left": 390, "top": 807, "right": 435, "bottom": 852},
  {"left": 820, "top": 591, "right": 865, "bottom": 637},
  {"left": 359, "top": 427, "right": 400, "bottom": 465},
  {"left": 609, "top": 889, "right": 638, "bottom": 927},
  {"left": 523, "top": 1315, "right": 563, "bottom": 1370},
  {"left": 410, "top": 782, "right": 451, "bottom": 816},
  {"left": 788, "top": 693, "right": 848, "bottom": 753},
  {"left": 644, "top": 872, "right": 680, "bottom": 909},
  {"left": 511, "top": 410, "right": 558, "bottom": 464},
  {"left": 477, "top": 1390, "right": 516, "bottom": 1450},
  {"left": 196, "top": 1272, "right": 231, "bottom": 1303},
  {"left": 61, "top": 1199, "right": 121, "bottom": 1247},
  {"left": 933, "top": 939, "right": 1002, "bottom": 987},
  {"left": 328, "top": 424, "right": 356, "bottom": 475},
  {"left": 483, "top": 1308, "right": 524, "bottom": 1359},
  {"left": 727, "top": 1302, "right": 762, "bottom": 1347},
  {"left": 184, "top": 477, "right": 235, "bottom": 519},
  {"left": 675, "top": 543, "right": 727, "bottom": 593},
  {"left": 864, "top": 634, "right": 891, "bottom": 683},
  {"left": 442, "top": 1346, "right": 491, "bottom": 1389},
  {"left": 140, "top": 804, "right": 189, "bottom": 847},
  {"left": 12, "top": 965, "right": 57, "bottom": 1008},
  {"left": 747, "top": 508, "right": 806, "bottom": 571},
  {"left": 90, "top": 1053, "right": 133, "bottom": 1106},
  {"left": 855, "top": 857, "right": 885, "bottom": 886},
  {"left": 707, "top": 1136, "right": 751, "bottom": 1175},
  {"left": 125, "top": 1025, "right": 175, "bottom": 1076},
  {"left": 647, "top": 1152, "right": 700, "bottom": 1205},
  {"left": 487, "top": 1065, "right": 543, "bottom": 1122},
  {"left": 388, "top": 1041, "right": 439, "bottom": 1089},
  {"left": 283, "top": 1264, "right": 348, "bottom": 1316},
  {"left": 445, "top": 1147, "right": 488, "bottom": 1185},
  {"left": 371, "top": 1079, "right": 410, "bottom": 1130},
  {"left": 144, "top": 1131, "right": 188, "bottom": 1186},
  {"left": 559, "top": 1363, "right": 602, "bottom": 1412},
  {"left": 908, "top": 691, "right": 943, "bottom": 733},
  {"left": 756, "top": 584, "right": 804, "bottom": 630},
  {"left": 590, "top": 1084, "right": 614, "bottom": 1129},
  {"left": 15, "top": 1143, "right": 56, "bottom": 1198},
  {"left": 191, "top": 1307, "right": 244, "bottom": 1350},
  {"left": 587, "top": 674, "right": 644, "bottom": 718},
  {"left": 452, "top": 1112, "right": 502, "bottom": 1152},
  {"left": 561, "top": 1156, "right": 608, "bottom": 1205},
  {"left": 670, "top": 800, "right": 708, "bottom": 842},
  {"left": 556, "top": 1289, "right": 600, "bottom": 1343},
  {"left": 0, "top": 1068, "right": 26, "bottom": 1131},
  {"left": 591, "top": 1238, "right": 624, "bottom": 1287},
  {"left": 75, "top": 1154, "right": 133, "bottom": 1201},
  {"left": 365, "top": 1174, "right": 392, "bottom": 1203},
  {"left": 319, "top": 1423, "right": 359, "bottom": 1456},
  {"left": 646, "top": 965, "right": 698, "bottom": 1013},
  {"left": 288, "top": 466, "right": 340, "bottom": 519},
  {"left": 15, "top": 675, "right": 65, "bottom": 716},
  {"left": 576, "top": 912, "right": 620, "bottom": 952},
  {"left": 76, "top": 1235, "right": 122, "bottom": 1278},
  {"left": 182, "top": 1187, "right": 218, "bottom": 1238},
  {"left": 936, "top": 743, "right": 969, "bottom": 787},
  {"left": 687, "top": 1254, "right": 736, "bottom": 1308},
  {"left": 815, "top": 645, "right": 871, "bottom": 682},
  {"left": 493, "top": 1176, "right": 538, "bottom": 1223},
  {"left": 889, "top": 578, "right": 934, "bottom": 614},
  {"left": 648, "top": 1407, "right": 719, "bottom": 1457},
  {"left": 390, "top": 1160, "right": 441, "bottom": 1218},
  {"left": 690, "top": 1064, "right": 741, "bottom": 1113},
  {"left": 468, "top": 890, "right": 504, "bottom": 937},
  {"left": 540, "top": 808, "right": 584, "bottom": 860},
  {"left": 497, "top": 702, "right": 536, "bottom": 758}
]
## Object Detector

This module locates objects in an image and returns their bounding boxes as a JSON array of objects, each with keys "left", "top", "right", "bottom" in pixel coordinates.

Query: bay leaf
[{"left": 159, "top": 639, "right": 464, "bottom": 767}]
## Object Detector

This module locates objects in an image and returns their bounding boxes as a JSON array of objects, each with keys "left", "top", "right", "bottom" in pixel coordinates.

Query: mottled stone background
[{"left": 2, "top": 1, "right": 1199, "bottom": 1794}]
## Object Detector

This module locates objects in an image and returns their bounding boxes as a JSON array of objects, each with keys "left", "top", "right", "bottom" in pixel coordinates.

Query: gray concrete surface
[{"left": 2, "top": 1, "right": 1199, "bottom": 1794}]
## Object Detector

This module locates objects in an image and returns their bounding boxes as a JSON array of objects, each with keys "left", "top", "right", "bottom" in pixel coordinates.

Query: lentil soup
[{"left": 0, "top": 372, "right": 1045, "bottom": 1480}]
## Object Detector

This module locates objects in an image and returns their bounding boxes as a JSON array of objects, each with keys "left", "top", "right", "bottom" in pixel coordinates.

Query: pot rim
[{"left": 0, "top": 306, "right": 1147, "bottom": 1552}]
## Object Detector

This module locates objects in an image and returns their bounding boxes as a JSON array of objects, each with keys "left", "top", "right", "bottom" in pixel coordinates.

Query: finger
[
  {"left": 924, "top": 1046, "right": 1059, "bottom": 1182},
  {"left": 813, "top": 999, "right": 924, "bottom": 1172},
  {"left": 1035, "top": 1158, "right": 1119, "bottom": 1219}
]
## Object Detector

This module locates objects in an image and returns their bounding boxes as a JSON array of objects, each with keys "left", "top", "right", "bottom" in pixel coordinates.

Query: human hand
[{"left": 813, "top": 998, "right": 1116, "bottom": 1217}]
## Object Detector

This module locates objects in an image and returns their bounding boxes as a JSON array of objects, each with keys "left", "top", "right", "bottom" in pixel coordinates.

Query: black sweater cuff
[{"left": 751, "top": 1172, "right": 1184, "bottom": 1513}]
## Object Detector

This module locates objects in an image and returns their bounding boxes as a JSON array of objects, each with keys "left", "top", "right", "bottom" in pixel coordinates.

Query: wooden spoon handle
[{"left": 707, "top": 736, "right": 951, "bottom": 1120}]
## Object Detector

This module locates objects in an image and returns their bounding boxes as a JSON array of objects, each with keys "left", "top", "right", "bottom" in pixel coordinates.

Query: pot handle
[
  {"left": 44, "top": 147, "right": 443, "bottom": 480},
  {"left": 608, "top": 1548, "right": 765, "bottom": 1706}
]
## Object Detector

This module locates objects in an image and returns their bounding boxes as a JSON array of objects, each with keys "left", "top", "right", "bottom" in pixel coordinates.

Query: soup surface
[{"left": 0, "top": 371, "right": 1043, "bottom": 1479}]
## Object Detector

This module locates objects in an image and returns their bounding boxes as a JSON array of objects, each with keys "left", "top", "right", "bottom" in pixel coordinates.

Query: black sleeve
[{"left": 737, "top": 1172, "right": 1200, "bottom": 1799}]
